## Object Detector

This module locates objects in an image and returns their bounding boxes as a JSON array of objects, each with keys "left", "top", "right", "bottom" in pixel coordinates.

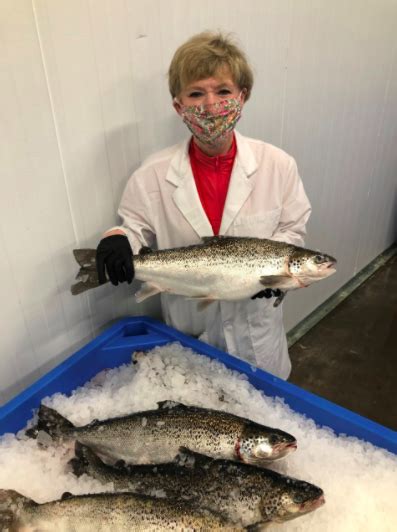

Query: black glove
[
  {"left": 251, "top": 289, "right": 283, "bottom": 300},
  {"left": 96, "top": 235, "right": 134, "bottom": 286}
]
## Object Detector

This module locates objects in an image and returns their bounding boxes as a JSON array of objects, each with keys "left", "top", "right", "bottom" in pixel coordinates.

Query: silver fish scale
[
  {"left": 15, "top": 492, "right": 241, "bottom": 531},
  {"left": 76, "top": 450, "right": 275, "bottom": 526},
  {"left": 73, "top": 409, "right": 244, "bottom": 465},
  {"left": 133, "top": 237, "right": 300, "bottom": 299},
  {"left": 135, "top": 237, "right": 294, "bottom": 270},
  {"left": 71, "top": 448, "right": 323, "bottom": 528},
  {"left": 71, "top": 235, "right": 336, "bottom": 296}
]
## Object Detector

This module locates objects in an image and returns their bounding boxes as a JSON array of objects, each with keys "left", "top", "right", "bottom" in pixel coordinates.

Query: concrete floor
[{"left": 289, "top": 253, "right": 397, "bottom": 431}]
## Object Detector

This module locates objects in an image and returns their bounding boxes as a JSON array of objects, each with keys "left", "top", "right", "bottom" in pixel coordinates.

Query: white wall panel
[
  {"left": 0, "top": 0, "right": 396, "bottom": 403},
  {"left": 277, "top": 0, "right": 397, "bottom": 329},
  {"left": 0, "top": 0, "right": 88, "bottom": 401}
]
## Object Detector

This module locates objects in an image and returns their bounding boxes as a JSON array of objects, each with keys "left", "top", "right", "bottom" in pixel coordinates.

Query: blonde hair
[{"left": 168, "top": 31, "right": 254, "bottom": 101}]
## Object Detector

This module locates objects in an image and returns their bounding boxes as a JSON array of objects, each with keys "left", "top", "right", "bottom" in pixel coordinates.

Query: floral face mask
[{"left": 176, "top": 93, "right": 243, "bottom": 146}]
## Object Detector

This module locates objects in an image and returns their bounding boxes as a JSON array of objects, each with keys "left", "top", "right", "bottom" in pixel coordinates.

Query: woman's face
[{"left": 174, "top": 70, "right": 245, "bottom": 110}]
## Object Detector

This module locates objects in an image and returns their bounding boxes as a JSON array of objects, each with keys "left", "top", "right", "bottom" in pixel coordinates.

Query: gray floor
[{"left": 288, "top": 253, "right": 397, "bottom": 431}]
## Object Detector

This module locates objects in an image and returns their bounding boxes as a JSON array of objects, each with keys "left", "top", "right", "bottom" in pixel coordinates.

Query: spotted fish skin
[
  {"left": 71, "top": 236, "right": 336, "bottom": 304},
  {"left": 26, "top": 401, "right": 297, "bottom": 466},
  {"left": 69, "top": 445, "right": 325, "bottom": 527},
  {"left": 0, "top": 489, "right": 243, "bottom": 531}
]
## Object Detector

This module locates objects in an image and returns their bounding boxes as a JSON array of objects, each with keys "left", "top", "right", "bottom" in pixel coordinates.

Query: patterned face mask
[{"left": 177, "top": 93, "right": 243, "bottom": 146}]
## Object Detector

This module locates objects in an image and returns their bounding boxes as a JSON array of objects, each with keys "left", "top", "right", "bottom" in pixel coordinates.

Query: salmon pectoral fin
[
  {"left": 246, "top": 520, "right": 271, "bottom": 531},
  {"left": 135, "top": 282, "right": 163, "bottom": 303},
  {"left": 273, "top": 291, "right": 286, "bottom": 308},
  {"left": 197, "top": 300, "right": 216, "bottom": 311},
  {"left": 185, "top": 296, "right": 217, "bottom": 311},
  {"left": 259, "top": 275, "right": 289, "bottom": 288}
]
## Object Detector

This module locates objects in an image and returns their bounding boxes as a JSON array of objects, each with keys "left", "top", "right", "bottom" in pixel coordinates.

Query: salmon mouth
[
  {"left": 317, "top": 261, "right": 337, "bottom": 276},
  {"left": 272, "top": 441, "right": 298, "bottom": 459},
  {"left": 301, "top": 494, "right": 325, "bottom": 513},
  {"left": 319, "top": 260, "right": 337, "bottom": 270}
]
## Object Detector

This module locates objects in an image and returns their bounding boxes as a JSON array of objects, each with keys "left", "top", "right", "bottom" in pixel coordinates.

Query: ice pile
[{"left": 1, "top": 341, "right": 396, "bottom": 531}]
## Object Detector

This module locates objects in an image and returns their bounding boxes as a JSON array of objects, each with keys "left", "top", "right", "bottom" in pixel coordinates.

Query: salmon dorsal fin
[
  {"left": 157, "top": 400, "right": 188, "bottom": 410},
  {"left": 201, "top": 236, "right": 227, "bottom": 244},
  {"left": 87, "top": 417, "right": 100, "bottom": 426},
  {"left": 139, "top": 246, "right": 153, "bottom": 255}
]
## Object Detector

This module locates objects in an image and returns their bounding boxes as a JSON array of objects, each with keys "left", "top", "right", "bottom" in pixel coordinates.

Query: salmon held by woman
[{"left": 71, "top": 236, "right": 337, "bottom": 308}]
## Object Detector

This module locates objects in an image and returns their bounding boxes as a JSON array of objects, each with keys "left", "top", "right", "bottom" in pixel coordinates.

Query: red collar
[{"left": 189, "top": 134, "right": 237, "bottom": 167}]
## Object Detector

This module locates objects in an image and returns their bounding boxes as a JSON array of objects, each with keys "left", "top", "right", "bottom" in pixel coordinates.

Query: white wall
[{"left": 1, "top": 0, "right": 396, "bottom": 404}]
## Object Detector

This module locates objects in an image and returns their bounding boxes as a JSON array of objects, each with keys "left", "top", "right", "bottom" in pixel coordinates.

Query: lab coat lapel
[
  {"left": 166, "top": 139, "right": 213, "bottom": 238},
  {"left": 219, "top": 131, "right": 258, "bottom": 235}
]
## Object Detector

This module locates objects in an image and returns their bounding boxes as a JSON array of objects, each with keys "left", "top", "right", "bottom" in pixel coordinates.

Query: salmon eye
[
  {"left": 314, "top": 254, "right": 325, "bottom": 264},
  {"left": 292, "top": 493, "right": 306, "bottom": 504}
]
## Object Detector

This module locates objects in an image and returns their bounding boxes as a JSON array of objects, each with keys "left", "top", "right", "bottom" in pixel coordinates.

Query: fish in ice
[
  {"left": 70, "top": 443, "right": 325, "bottom": 527},
  {"left": 26, "top": 401, "right": 297, "bottom": 465},
  {"left": 0, "top": 489, "right": 244, "bottom": 531},
  {"left": 71, "top": 236, "right": 337, "bottom": 307}
]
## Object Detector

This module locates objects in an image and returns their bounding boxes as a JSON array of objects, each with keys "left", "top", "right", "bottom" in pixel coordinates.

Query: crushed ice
[{"left": 0, "top": 342, "right": 396, "bottom": 531}]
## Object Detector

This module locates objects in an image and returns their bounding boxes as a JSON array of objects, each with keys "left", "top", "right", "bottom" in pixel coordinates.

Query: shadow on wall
[
  {"left": 0, "top": 289, "right": 163, "bottom": 408},
  {"left": 392, "top": 188, "right": 397, "bottom": 242},
  {"left": 1, "top": 76, "right": 187, "bottom": 408},
  {"left": 100, "top": 72, "right": 187, "bottom": 170},
  {"left": 0, "top": 330, "right": 94, "bottom": 408}
]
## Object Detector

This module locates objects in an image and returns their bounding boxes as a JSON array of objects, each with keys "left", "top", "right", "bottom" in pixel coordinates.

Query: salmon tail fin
[
  {"left": 0, "top": 489, "right": 36, "bottom": 528},
  {"left": 68, "top": 441, "right": 103, "bottom": 477},
  {"left": 71, "top": 249, "right": 102, "bottom": 295},
  {"left": 25, "top": 404, "right": 75, "bottom": 442}
]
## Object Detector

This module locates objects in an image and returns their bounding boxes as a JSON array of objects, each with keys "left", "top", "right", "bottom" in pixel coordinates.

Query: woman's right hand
[{"left": 96, "top": 234, "right": 134, "bottom": 286}]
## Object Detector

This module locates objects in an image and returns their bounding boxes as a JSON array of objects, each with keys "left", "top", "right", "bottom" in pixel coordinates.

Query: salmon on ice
[
  {"left": 0, "top": 489, "right": 245, "bottom": 531},
  {"left": 26, "top": 401, "right": 297, "bottom": 466},
  {"left": 70, "top": 444, "right": 325, "bottom": 528}
]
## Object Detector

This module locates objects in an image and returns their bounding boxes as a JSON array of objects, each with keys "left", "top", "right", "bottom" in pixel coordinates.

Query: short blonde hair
[{"left": 168, "top": 31, "right": 254, "bottom": 101}]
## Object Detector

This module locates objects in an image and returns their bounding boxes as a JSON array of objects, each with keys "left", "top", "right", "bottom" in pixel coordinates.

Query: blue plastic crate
[{"left": 0, "top": 316, "right": 396, "bottom": 454}]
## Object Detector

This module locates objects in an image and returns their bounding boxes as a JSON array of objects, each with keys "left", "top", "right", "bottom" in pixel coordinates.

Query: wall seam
[
  {"left": 280, "top": 0, "right": 294, "bottom": 148},
  {"left": 354, "top": 36, "right": 397, "bottom": 274},
  {"left": 31, "top": 0, "right": 95, "bottom": 338},
  {"left": 31, "top": 0, "right": 79, "bottom": 243}
]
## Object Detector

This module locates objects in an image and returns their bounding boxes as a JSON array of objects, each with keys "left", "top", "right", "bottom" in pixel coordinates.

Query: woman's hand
[
  {"left": 251, "top": 289, "right": 283, "bottom": 300},
  {"left": 96, "top": 235, "right": 134, "bottom": 286}
]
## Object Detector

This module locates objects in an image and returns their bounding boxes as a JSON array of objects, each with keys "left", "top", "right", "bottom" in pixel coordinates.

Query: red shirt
[{"left": 189, "top": 135, "right": 237, "bottom": 235}]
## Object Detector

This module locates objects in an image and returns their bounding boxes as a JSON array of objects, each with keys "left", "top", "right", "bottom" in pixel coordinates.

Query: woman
[{"left": 96, "top": 31, "right": 311, "bottom": 379}]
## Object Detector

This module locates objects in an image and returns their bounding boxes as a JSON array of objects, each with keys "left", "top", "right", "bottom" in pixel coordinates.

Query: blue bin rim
[{"left": 0, "top": 316, "right": 396, "bottom": 454}]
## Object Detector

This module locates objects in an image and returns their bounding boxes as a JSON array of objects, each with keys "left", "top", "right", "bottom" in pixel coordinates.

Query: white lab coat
[{"left": 113, "top": 131, "right": 311, "bottom": 379}]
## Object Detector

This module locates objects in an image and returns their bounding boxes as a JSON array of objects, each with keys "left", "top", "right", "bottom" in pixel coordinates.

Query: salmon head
[
  {"left": 237, "top": 422, "right": 297, "bottom": 464},
  {"left": 288, "top": 248, "right": 337, "bottom": 287},
  {"left": 260, "top": 477, "right": 325, "bottom": 522}
]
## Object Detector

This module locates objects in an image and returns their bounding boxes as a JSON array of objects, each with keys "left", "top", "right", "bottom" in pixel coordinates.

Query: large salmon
[
  {"left": 70, "top": 444, "right": 325, "bottom": 528},
  {"left": 26, "top": 401, "right": 297, "bottom": 466},
  {"left": 0, "top": 489, "right": 244, "bottom": 531},
  {"left": 71, "top": 236, "right": 336, "bottom": 307}
]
